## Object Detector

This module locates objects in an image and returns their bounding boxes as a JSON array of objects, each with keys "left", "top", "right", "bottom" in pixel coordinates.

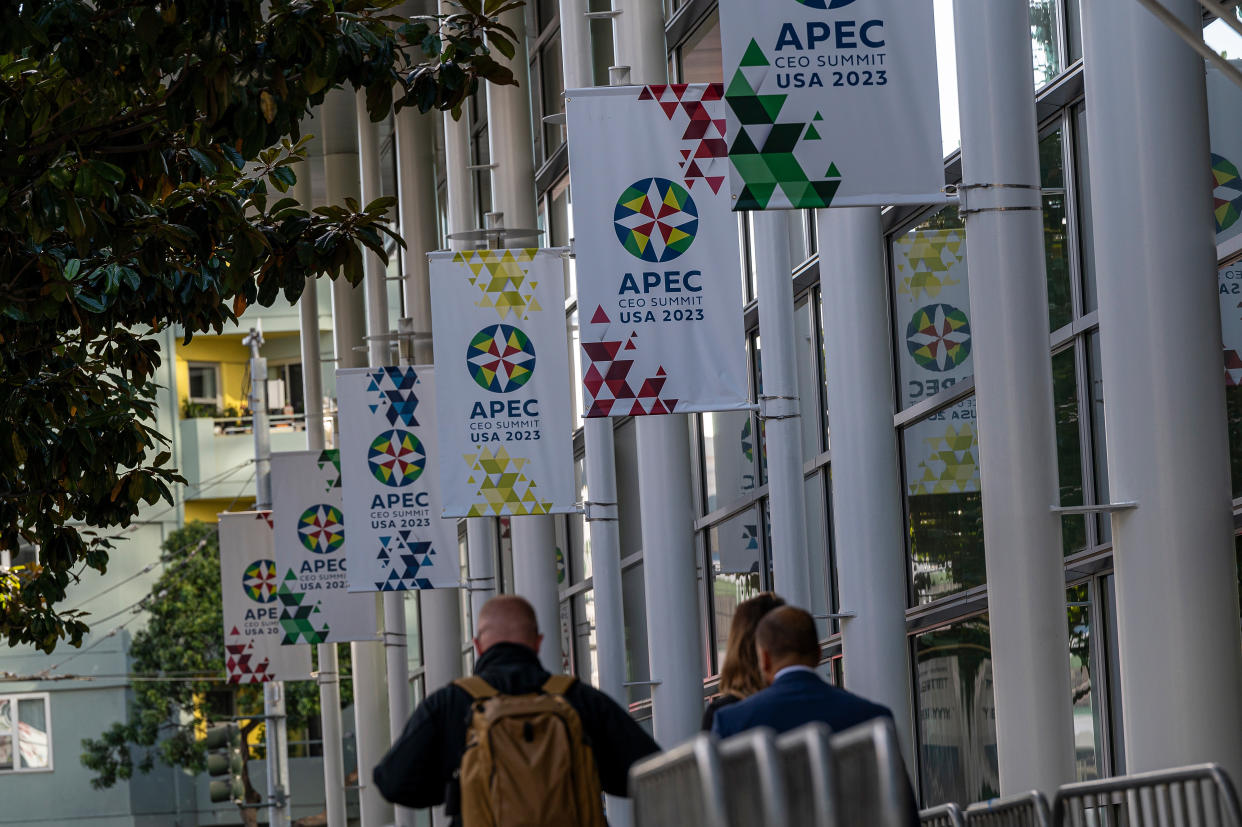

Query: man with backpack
[{"left": 374, "top": 594, "right": 661, "bottom": 826}]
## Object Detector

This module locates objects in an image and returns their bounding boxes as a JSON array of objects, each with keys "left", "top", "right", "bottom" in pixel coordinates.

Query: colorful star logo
[
  {"left": 467, "top": 325, "right": 537, "bottom": 393},
  {"left": 613, "top": 178, "right": 699, "bottom": 262},
  {"left": 242, "top": 560, "right": 279, "bottom": 603},
  {"left": 1213, "top": 153, "right": 1242, "bottom": 234},
  {"left": 297, "top": 504, "right": 344, "bottom": 554},
  {"left": 906, "top": 304, "right": 972, "bottom": 372},
  {"left": 368, "top": 430, "right": 426, "bottom": 487}
]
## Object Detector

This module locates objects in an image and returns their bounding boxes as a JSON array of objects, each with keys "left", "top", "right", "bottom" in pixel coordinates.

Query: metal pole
[
  {"left": 816, "top": 206, "right": 916, "bottom": 773},
  {"left": 1081, "top": 0, "right": 1242, "bottom": 781},
  {"left": 751, "top": 211, "right": 811, "bottom": 608},
  {"left": 952, "top": 0, "right": 1075, "bottom": 795},
  {"left": 323, "top": 86, "right": 394, "bottom": 827},
  {"left": 485, "top": 3, "right": 565, "bottom": 675},
  {"left": 616, "top": 0, "right": 703, "bottom": 748},
  {"left": 436, "top": 51, "right": 497, "bottom": 631},
  {"left": 246, "top": 328, "right": 292, "bottom": 827},
  {"left": 295, "top": 163, "right": 348, "bottom": 827},
  {"left": 395, "top": 93, "right": 465, "bottom": 827}
]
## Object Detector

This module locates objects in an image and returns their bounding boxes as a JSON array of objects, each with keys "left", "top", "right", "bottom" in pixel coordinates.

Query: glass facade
[{"left": 451, "top": 0, "right": 1242, "bottom": 809}]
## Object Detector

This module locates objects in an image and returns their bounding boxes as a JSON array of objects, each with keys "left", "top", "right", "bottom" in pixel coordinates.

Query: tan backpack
[{"left": 454, "top": 674, "right": 607, "bottom": 827}]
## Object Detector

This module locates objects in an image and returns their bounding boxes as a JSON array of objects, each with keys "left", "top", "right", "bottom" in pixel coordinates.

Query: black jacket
[{"left": 373, "top": 642, "right": 661, "bottom": 818}]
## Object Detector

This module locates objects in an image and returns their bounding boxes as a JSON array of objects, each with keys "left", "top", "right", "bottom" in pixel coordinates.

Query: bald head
[{"left": 474, "top": 595, "right": 542, "bottom": 656}]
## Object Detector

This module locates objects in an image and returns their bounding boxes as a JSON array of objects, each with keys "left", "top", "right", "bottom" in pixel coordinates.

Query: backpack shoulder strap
[
  {"left": 454, "top": 676, "right": 500, "bottom": 700},
  {"left": 541, "top": 674, "right": 576, "bottom": 695}
]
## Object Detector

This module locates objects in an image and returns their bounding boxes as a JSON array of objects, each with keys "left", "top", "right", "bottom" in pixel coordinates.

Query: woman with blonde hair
[{"left": 701, "top": 591, "right": 786, "bottom": 731}]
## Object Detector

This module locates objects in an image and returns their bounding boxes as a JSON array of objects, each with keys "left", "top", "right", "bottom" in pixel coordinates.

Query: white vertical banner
[
  {"left": 270, "top": 450, "right": 381, "bottom": 642},
  {"left": 218, "top": 511, "right": 312, "bottom": 683},
  {"left": 717, "top": 0, "right": 944, "bottom": 209},
  {"left": 428, "top": 249, "right": 577, "bottom": 516},
  {"left": 566, "top": 84, "right": 749, "bottom": 417},
  {"left": 336, "top": 366, "right": 461, "bottom": 590},
  {"left": 1208, "top": 61, "right": 1242, "bottom": 251}
]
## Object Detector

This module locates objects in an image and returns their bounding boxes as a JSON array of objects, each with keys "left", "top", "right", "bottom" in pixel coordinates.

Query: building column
[
  {"left": 752, "top": 212, "right": 811, "bottom": 609},
  {"left": 613, "top": 0, "right": 702, "bottom": 747},
  {"left": 817, "top": 206, "right": 915, "bottom": 771},
  {"left": 557, "top": 0, "right": 628, "bottom": 711},
  {"left": 392, "top": 91, "right": 465, "bottom": 827},
  {"left": 485, "top": 2, "right": 564, "bottom": 673},
  {"left": 293, "top": 162, "right": 349, "bottom": 827},
  {"left": 323, "top": 86, "right": 393, "bottom": 827},
  {"left": 1080, "top": 0, "right": 1242, "bottom": 780},
  {"left": 436, "top": 57, "right": 498, "bottom": 631},
  {"left": 952, "top": 0, "right": 1075, "bottom": 795}
]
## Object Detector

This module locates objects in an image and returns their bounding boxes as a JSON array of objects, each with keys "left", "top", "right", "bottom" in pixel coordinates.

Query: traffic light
[{"left": 203, "top": 723, "right": 245, "bottom": 804}]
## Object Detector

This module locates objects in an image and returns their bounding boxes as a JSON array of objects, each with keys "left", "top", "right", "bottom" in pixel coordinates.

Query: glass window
[
  {"left": 1053, "top": 347, "right": 1086, "bottom": 555},
  {"left": 794, "top": 297, "right": 824, "bottom": 459},
  {"left": 1220, "top": 262, "right": 1242, "bottom": 498},
  {"left": 1074, "top": 105, "right": 1098, "bottom": 313},
  {"left": 1041, "top": 127, "right": 1072, "bottom": 331},
  {"left": 1087, "top": 334, "right": 1111, "bottom": 543},
  {"left": 933, "top": 0, "right": 960, "bottom": 154},
  {"left": 573, "top": 591, "right": 599, "bottom": 687},
  {"left": 0, "top": 700, "right": 10, "bottom": 771},
  {"left": 709, "top": 508, "right": 763, "bottom": 668},
  {"left": 701, "top": 410, "right": 758, "bottom": 514},
  {"left": 914, "top": 616, "right": 998, "bottom": 806},
  {"left": 0, "top": 695, "right": 50, "bottom": 772},
  {"left": 1067, "top": 583, "right": 1102, "bottom": 781},
  {"left": 187, "top": 362, "right": 220, "bottom": 404},
  {"left": 904, "top": 398, "right": 984, "bottom": 604},
  {"left": 589, "top": 0, "right": 615, "bottom": 86},
  {"left": 622, "top": 561, "right": 651, "bottom": 704},
  {"left": 805, "top": 472, "right": 833, "bottom": 639},
  {"left": 536, "top": 0, "right": 557, "bottom": 33},
  {"left": 570, "top": 458, "right": 590, "bottom": 583},
  {"left": 614, "top": 420, "right": 644, "bottom": 558},
  {"left": 1067, "top": 0, "right": 1083, "bottom": 63},
  {"left": 540, "top": 38, "right": 565, "bottom": 161},
  {"left": 678, "top": 11, "right": 723, "bottom": 84},
  {"left": 893, "top": 208, "right": 971, "bottom": 411},
  {"left": 1029, "top": 0, "right": 1062, "bottom": 88}
]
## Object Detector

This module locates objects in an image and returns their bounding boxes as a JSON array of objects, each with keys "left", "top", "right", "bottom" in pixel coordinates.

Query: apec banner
[
  {"left": 717, "top": 0, "right": 944, "bottom": 210},
  {"left": 1208, "top": 61, "right": 1242, "bottom": 251},
  {"left": 270, "top": 450, "right": 381, "bottom": 642},
  {"left": 565, "top": 85, "right": 750, "bottom": 417},
  {"left": 428, "top": 249, "right": 577, "bottom": 516},
  {"left": 337, "top": 367, "right": 461, "bottom": 590},
  {"left": 218, "top": 511, "right": 312, "bottom": 684}
]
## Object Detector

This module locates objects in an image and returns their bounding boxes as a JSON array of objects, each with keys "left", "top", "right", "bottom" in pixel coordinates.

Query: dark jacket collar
[{"left": 473, "top": 641, "right": 542, "bottom": 674}]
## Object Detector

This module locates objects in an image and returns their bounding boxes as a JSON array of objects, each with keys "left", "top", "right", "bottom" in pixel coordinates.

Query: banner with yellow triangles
[{"left": 428, "top": 249, "right": 577, "bottom": 517}]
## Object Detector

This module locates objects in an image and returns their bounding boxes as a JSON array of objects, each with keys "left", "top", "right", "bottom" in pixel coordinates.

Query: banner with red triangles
[
  {"left": 218, "top": 511, "right": 312, "bottom": 684},
  {"left": 566, "top": 84, "right": 750, "bottom": 417}
]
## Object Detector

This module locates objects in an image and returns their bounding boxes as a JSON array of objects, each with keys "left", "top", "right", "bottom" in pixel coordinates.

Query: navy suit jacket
[{"left": 711, "top": 669, "right": 894, "bottom": 739}]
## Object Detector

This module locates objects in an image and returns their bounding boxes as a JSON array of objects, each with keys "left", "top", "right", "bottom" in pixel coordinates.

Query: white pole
[
  {"left": 751, "top": 211, "right": 811, "bottom": 609},
  {"left": 395, "top": 94, "right": 466, "bottom": 827},
  {"left": 246, "top": 329, "right": 293, "bottom": 827},
  {"left": 614, "top": 0, "right": 703, "bottom": 748},
  {"left": 1080, "top": 0, "right": 1242, "bottom": 780},
  {"left": 485, "top": 1, "right": 565, "bottom": 674},
  {"left": 436, "top": 55, "right": 498, "bottom": 629},
  {"left": 325, "top": 87, "right": 393, "bottom": 827},
  {"left": 294, "top": 162, "right": 349, "bottom": 827},
  {"left": 816, "top": 207, "right": 915, "bottom": 772},
  {"left": 952, "top": 0, "right": 1075, "bottom": 796}
]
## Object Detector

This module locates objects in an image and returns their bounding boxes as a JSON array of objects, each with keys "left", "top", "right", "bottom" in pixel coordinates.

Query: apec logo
[
  {"left": 797, "top": 0, "right": 857, "bottom": 7},
  {"left": 297, "top": 504, "right": 345, "bottom": 554},
  {"left": 467, "top": 324, "right": 537, "bottom": 393},
  {"left": 242, "top": 560, "right": 279, "bottom": 604},
  {"left": 614, "top": 178, "right": 698, "bottom": 263}
]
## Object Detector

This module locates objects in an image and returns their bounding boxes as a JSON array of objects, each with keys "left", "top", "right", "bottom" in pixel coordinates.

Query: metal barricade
[
  {"left": 831, "top": 717, "right": 917, "bottom": 827},
  {"left": 966, "top": 791, "right": 1051, "bottom": 827},
  {"left": 719, "top": 727, "right": 789, "bottom": 827},
  {"left": 1053, "top": 763, "right": 1242, "bottom": 827},
  {"left": 922, "top": 803, "right": 967, "bottom": 827},
  {"left": 629, "top": 733, "right": 730, "bottom": 827},
  {"left": 777, "top": 722, "right": 838, "bottom": 827}
]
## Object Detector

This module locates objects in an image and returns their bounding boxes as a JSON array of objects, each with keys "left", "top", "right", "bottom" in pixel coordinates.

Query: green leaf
[{"left": 187, "top": 149, "right": 217, "bottom": 175}]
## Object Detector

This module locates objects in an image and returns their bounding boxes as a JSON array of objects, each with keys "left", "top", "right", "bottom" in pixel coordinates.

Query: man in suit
[
  {"left": 712, "top": 606, "right": 920, "bottom": 827},
  {"left": 712, "top": 605, "right": 894, "bottom": 738}
]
